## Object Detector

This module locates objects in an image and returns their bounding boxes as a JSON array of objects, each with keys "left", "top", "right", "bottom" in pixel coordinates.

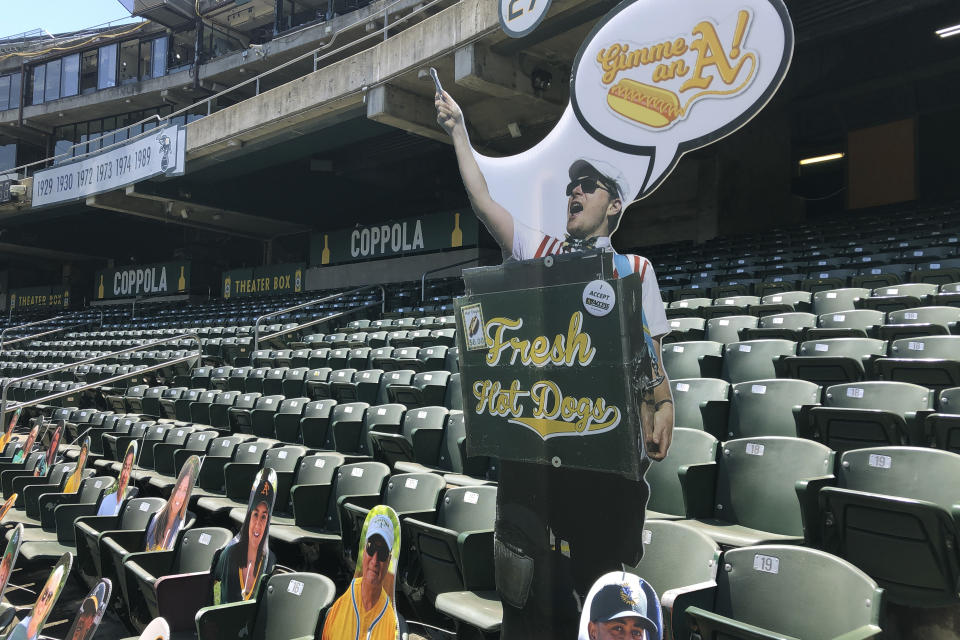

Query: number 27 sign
[{"left": 499, "top": 0, "right": 551, "bottom": 38}]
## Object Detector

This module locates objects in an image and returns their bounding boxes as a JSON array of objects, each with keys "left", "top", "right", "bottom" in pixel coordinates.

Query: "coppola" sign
[{"left": 95, "top": 261, "right": 191, "bottom": 300}]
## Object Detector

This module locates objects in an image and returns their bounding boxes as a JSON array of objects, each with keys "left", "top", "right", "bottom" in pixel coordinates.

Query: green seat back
[
  {"left": 671, "top": 378, "right": 729, "bottom": 430},
  {"left": 722, "top": 340, "right": 796, "bottom": 383},
  {"left": 174, "top": 527, "right": 233, "bottom": 573},
  {"left": 817, "top": 309, "right": 884, "bottom": 330},
  {"left": 837, "top": 446, "right": 960, "bottom": 509},
  {"left": 646, "top": 428, "right": 717, "bottom": 517},
  {"left": 728, "top": 380, "right": 820, "bottom": 438},
  {"left": 662, "top": 341, "right": 723, "bottom": 380},
  {"left": 889, "top": 335, "right": 960, "bottom": 360},
  {"left": 823, "top": 381, "right": 933, "bottom": 415},
  {"left": 251, "top": 572, "right": 335, "bottom": 640},
  {"left": 888, "top": 305, "right": 960, "bottom": 326},
  {"left": 384, "top": 473, "right": 445, "bottom": 514},
  {"left": 797, "top": 337, "right": 886, "bottom": 359},
  {"left": 627, "top": 520, "right": 720, "bottom": 596},
  {"left": 705, "top": 316, "right": 759, "bottom": 345},
  {"left": 704, "top": 545, "right": 882, "bottom": 640},
  {"left": 812, "top": 288, "right": 870, "bottom": 315},
  {"left": 713, "top": 437, "right": 833, "bottom": 536},
  {"left": 758, "top": 313, "right": 815, "bottom": 330}
]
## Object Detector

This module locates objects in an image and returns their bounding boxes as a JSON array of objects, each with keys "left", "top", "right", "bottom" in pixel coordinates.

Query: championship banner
[
  {"left": 95, "top": 261, "right": 190, "bottom": 300},
  {"left": 310, "top": 210, "right": 477, "bottom": 266},
  {"left": 9, "top": 285, "right": 70, "bottom": 311},
  {"left": 222, "top": 263, "right": 304, "bottom": 299}
]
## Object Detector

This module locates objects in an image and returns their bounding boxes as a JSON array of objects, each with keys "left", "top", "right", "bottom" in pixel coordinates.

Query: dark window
[
  {"left": 0, "top": 76, "right": 9, "bottom": 111},
  {"left": 119, "top": 39, "right": 138, "bottom": 84},
  {"left": 44, "top": 58, "right": 61, "bottom": 102},
  {"left": 61, "top": 53, "right": 79, "bottom": 97},
  {"left": 31, "top": 65, "right": 45, "bottom": 105},
  {"left": 80, "top": 50, "right": 98, "bottom": 94},
  {"left": 9, "top": 73, "right": 20, "bottom": 109},
  {"left": 98, "top": 44, "right": 117, "bottom": 90},
  {"left": 139, "top": 39, "right": 153, "bottom": 80}
]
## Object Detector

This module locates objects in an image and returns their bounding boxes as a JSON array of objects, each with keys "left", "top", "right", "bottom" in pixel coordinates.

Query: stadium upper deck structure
[{"left": 0, "top": 0, "right": 959, "bottom": 637}]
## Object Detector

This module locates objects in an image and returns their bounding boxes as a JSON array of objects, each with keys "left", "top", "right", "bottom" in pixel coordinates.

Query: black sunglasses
[
  {"left": 565, "top": 177, "right": 612, "bottom": 197},
  {"left": 365, "top": 539, "right": 389, "bottom": 562}
]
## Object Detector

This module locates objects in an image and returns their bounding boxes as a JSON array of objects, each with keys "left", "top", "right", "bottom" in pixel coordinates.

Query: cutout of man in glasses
[{"left": 322, "top": 513, "right": 398, "bottom": 640}]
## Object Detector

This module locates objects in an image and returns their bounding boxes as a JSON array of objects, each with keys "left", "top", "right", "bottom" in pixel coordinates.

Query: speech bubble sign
[{"left": 571, "top": 0, "right": 793, "bottom": 197}]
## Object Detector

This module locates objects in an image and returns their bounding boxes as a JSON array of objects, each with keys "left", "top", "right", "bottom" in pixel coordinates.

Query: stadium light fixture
[
  {"left": 936, "top": 24, "right": 960, "bottom": 38},
  {"left": 799, "top": 152, "right": 845, "bottom": 166}
]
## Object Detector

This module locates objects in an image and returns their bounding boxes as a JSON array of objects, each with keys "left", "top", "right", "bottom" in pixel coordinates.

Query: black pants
[{"left": 495, "top": 460, "right": 650, "bottom": 639}]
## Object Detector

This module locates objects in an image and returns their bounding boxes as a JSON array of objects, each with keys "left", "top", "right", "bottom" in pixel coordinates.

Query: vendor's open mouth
[{"left": 569, "top": 202, "right": 583, "bottom": 214}]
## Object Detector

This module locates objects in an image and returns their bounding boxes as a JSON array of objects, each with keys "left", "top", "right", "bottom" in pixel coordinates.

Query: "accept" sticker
[{"left": 582, "top": 280, "right": 616, "bottom": 317}]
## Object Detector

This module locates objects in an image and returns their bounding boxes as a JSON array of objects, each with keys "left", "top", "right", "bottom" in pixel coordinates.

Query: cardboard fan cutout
[
  {"left": 137, "top": 617, "right": 170, "bottom": 640},
  {"left": 321, "top": 506, "right": 401, "bottom": 640},
  {"left": 6, "top": 552, "right": 72, "bottom": 640},
  {"left": 11, "top": 425, "right": 38, "bottom": 465},
  {"left": 212, "top": 467, "right": 277, "bottom": 604},
  {"left": 0, "top": 495, "right": 17, "bottom": 524},
  {"left": 0, "top": 409, "right": 21, "bottom": 452},
  {"left": 0, "top": 524, "right": 23, "bottom": 597},
  {"left": 578, "top": 571, "right": 663, "bottom": 640},
  {"left": 143, "top": 455, "right": 200, "bottom": 552},
  {"left": 98, "top": 440, "right": 137, "bottom": 516},
  {"left": 437, "top": 0, "right": 793, "bottom": 249},
  {"left": 62, "top": 436, "right": 90, "bottom": 494},
  {"left": 33, "top": 421, "right": 63, "bottom": 478},
  {"left": 63, "top": 579, "right": 112, "bottom": 640}
]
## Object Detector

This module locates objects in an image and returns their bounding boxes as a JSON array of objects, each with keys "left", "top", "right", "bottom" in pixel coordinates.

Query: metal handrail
[
  {"left": 1, "top": 351, "right": 200, "bottom": 417},
  {"left": 252, "top": 284, "right": 385, "bottom": 351},
  {"left": 8, "top": 0, "right": 453, "bottom": 179},
  {"left": 256, "top": 300, "right": 385, "bottom": 349},
  {"left": 0, "top": 310, "right": 105, "bottom": 350},
  {"left": 0, "top": 315, "right": 67, "bottom": 350},
  {"left": 421, "top": 258, "right": 478, "bottom": 301},
  {"left": 0, "top": 332, "right": 201, "bottom": 420}
]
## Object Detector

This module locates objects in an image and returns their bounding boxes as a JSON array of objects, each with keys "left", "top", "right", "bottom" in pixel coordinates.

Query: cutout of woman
[
  {"left": 212, "top": 468, "right": 277, "bottom": 604},
  {"left": 98, "top": 441, "right": 137, "bottom": 516},
  {"left": 63, "top": 436, "right": 91, "bottom": 494},
  {"left": 144, "top": 456, "right": 200, "bottom": 552}
]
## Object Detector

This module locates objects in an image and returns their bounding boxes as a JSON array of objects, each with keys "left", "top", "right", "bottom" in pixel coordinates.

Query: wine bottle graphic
[
  {"left": 321, "top": 235, "right": 331, "bottom": 265},
  {"left": 451, "top": 212, "right": 463, "bottom": 247},
  {"left": 97, "top": 275, "right": 104, "bottom": 300},
  {"left": 178, "top": 266, "right": 186, "bottom": 292}
]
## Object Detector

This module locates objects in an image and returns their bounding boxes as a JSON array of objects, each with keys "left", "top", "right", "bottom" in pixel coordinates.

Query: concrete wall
[{"left": 305, "top": 247, "right": 498, "bottom": 290}]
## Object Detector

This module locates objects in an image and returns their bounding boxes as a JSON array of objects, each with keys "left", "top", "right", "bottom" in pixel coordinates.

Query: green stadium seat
[
  {"left": 645, "top": 428, "right": 718, "bottom": 520},
  {"left": 878, "top": 305, "right": 960, "bottom": 341},
  {"left": 727, "top": 379, "right": 820, "bottom": 439},
  {"left": 873, "top": 335, "right": 960, "bottom": 391},
  {"left": 665, "top": 317, "right": 706, "bottom": 343},
  {"left": 624, "top": 520, "right": 721, "bottom": 640},
  {"left": 740, "top": 312, "right": 815, "bottom": 342},
  {"left": 704, "top": 315, "right": 758, "bottom": 344},
  {"left": 812, "top": 288, "right": 871, "bottom": 315},
  {"left": 406, "top": 485, "right": 500, "bottom": 633},
  {"left": 300, "top": 399, "right": 337, "bottom": 448},
  {"left": 782, "top": 337, "right": 886, "bottom": 387},
  {"left": 75, "top": 496, "right": 166, "bottom": 588},
  {"left": 807, "top": 309, "right": 884, "bottom": 340},
  {"left": 662, "top": 341, "right": 724, "bottom": 379},
  {"left": 270, "top": 461, "right": 389, "bottom": 548},
  {"left": 819, "top": 446, "right": 960, "bottom": 606},
  {"left": 807, "top": 381, "right": 934, "bottom": 451},
  {"left": 272, "top": 397, "right": 309, "bottom": 443},
  {"left": 123, "top": 526, "right": 233, "bottom": 631},
  {"left": 721, "top": 339, "right": 796, "bottom": 383},
  {"left": 671, "top": 378, "right": 729, "bottom": 433},
  {"left": 370, "top": 406, "right": 448, "bottom": 468},
  {"left": 195, "top": 572, "right": 335, "bottom": 640},
  {"left": 677, "top": 436, "right": 833, "bottom": 547},
  {"left": 327, "top": 402, "right": 371, "bottom": 453},
  {"left": 684, "top": 545, "right": 883, "bottom": 639}
]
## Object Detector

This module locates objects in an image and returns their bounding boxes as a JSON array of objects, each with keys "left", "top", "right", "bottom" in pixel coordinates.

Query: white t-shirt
[{"left": 511, "top": 220, "right": 669, "bottom": 338}]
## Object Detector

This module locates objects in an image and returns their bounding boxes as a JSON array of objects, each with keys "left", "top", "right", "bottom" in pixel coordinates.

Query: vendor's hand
[
  {"left": 643, "top": 402, "right": 673, "bottom": 461},
  {"left": 435, "top": 90, "right": 464, "bottom": 134}
]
